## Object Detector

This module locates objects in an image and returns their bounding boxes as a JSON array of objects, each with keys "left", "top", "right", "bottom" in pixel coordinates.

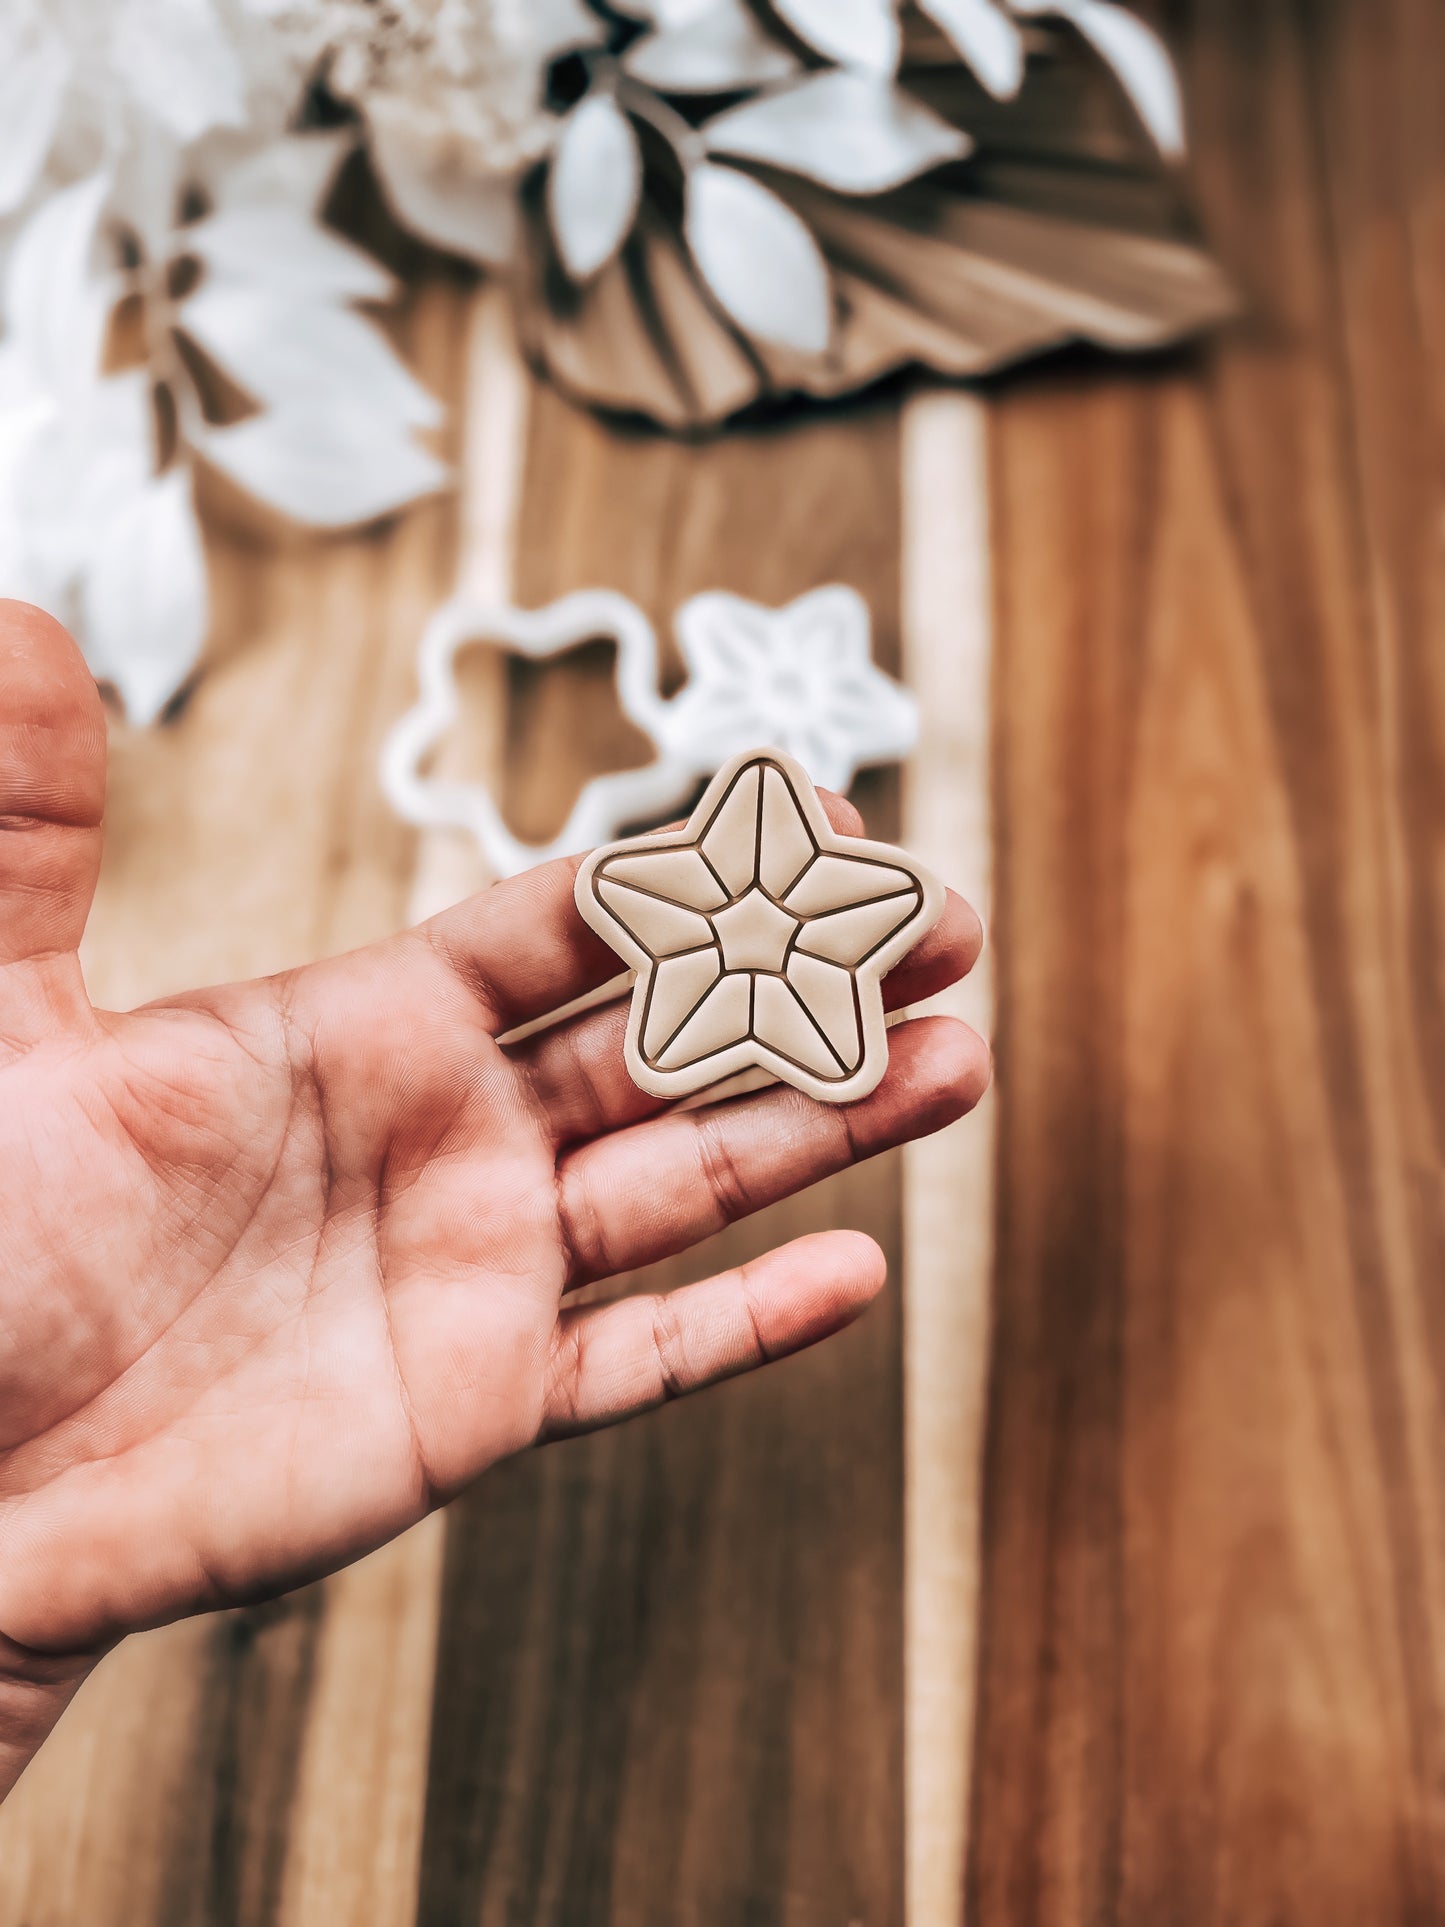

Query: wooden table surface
[{"left": 1, "top": 1, "right": 1441, "bottom": 1920}]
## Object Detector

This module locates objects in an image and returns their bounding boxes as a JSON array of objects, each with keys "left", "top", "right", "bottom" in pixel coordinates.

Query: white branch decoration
[
  {"left": 0, "top": 0, "right": 1223, "bottom": 714},
  {"left": 0, "top": 0, "right": 450, "bottom": 724}
]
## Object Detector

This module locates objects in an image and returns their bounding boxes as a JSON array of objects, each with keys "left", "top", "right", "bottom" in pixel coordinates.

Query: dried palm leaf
[{"left": 505, "top": 8, "right": 1231, "bottom": 427}]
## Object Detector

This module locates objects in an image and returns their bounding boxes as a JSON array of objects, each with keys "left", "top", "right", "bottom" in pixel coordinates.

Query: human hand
[{"left": 0, "top": 602, "right": 988, "bottom": 1796}]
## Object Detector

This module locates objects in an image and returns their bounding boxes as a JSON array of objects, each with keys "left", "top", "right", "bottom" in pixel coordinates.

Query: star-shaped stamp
[{"left": 575, "top": 748, "right": 944, "bottom": 1106}]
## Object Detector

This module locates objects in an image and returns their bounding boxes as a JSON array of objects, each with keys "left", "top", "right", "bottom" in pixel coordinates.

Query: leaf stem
[{"left": 614, "top": 74, "right": 707, "bottom": 169}]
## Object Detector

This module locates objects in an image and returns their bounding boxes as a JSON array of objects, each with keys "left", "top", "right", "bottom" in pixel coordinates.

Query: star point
[{"left": 575, "top": 748, "right": 944, "bottom": 1106}]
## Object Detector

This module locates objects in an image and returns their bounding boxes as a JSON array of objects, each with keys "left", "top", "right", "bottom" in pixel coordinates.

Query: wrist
[{"left": 0, "top": 1634, "right": 98, "bottom": 1803}]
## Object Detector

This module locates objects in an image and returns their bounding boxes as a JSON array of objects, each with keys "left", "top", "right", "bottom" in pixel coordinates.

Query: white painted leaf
[
  {"left": 367, "top": 113, "right": 518, "bottom": 266},
  {"left": 624, "top": 0, "right": 802, "bottom": 93},
  {"left": 209, "top": 132, "right": 354, "bottom": 215},
  {"left": 705, "top": 71, "right": 969, "bottom": 194},
  {"left": 548, "top": 96, "right": 643, "bottom": 282},
  {"left": 0, "top": 25, "right": 70, "bottom": 216},
  {"left": 531, "top": 0, "right": 608, "bottom": 56},
  {"left": 918, "top": 0, "right": 1024, "bottom": 98},
  {"left": 185, "top": 205, "right": 395, "bottom": 302},
  {"left": 111, "top": 0, "right": 247, "bottom": 145},
  {"left": 612, "top": 0, "right": 716, "bottom": 22},
  {"left": 17, "top": 373, "right": 155, "bottom": 594},
  {"left": 107, "top": 117, "right": 189, "bottom": 258},
  {"left": 4, "top": 174, "right": 114, "bottom": 397},
  {"left": 196, "top": 404, "right": 449, "bottom": 528},
  {"left": 80, "top": 468, "right": 208, "bottom": 724},
  {"left": 1015, "top": 0, "right": 1184, "bottom": 154},
  {"left": 771, "top": 0, "right": 900, "bottom": 76},
  {"left": 0, "top": 350, "right": 60, "bottom": 606},
  {"left": 684, "top": 162, "right": 831, "bottom": 354},
  {"left": 179, "top": 285, "right": 442, "bottom": 427},
  {"left": 1068, "top": 0, "right": 1184, "bottom": 154}
]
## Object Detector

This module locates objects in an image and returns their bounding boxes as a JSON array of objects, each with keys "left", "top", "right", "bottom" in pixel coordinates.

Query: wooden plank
[
  {"left": 899, "top": 391, "right": 995, "bottom": 1926},
  {"left": 967, "top": 0, "right": 1445, "bottom": 1917},
  {"left": 273, "top": 1526, "right": 446, "bottom": 1927},
  {"left": 274, "top": 285, "right": 535, "bottom": 1927},
  {"left": 416, "top": 388, "right": 909, "bottom": 1925},
  {"left": 405, "top": 282, "right": 528, "bottom": 924},
  {"left": 0, "top": 273, "right": 471, "bottom": 1927},
  {"left": 0, "top": 1622, "right": 215, "bottom": 1926}
]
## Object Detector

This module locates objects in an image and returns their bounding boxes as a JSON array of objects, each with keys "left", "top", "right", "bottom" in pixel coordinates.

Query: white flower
[
  {"left": 308, "top": 0, "right": 602, "bottom": 262},
  {"left": 321, "top": 0, "right": 589, "bottom": 170},
  {"left": 0, "top": 0, "right": 315, "bottom": 222}
]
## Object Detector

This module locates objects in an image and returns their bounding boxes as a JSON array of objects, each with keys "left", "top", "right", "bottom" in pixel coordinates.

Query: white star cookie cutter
[
  {"left": 575, "top": 747, "right": 944, "bottom": 1106},
  {"left": 380, "top": 585, "right": 917, "bottom": 878}
]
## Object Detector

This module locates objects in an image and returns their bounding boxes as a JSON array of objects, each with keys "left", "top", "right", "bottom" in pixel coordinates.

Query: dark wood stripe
[
  {"left": 157, "top": 1591, "right": 327, "bottom": 1927},
  {"left": 970, "top": 0, "right": 1445, "bottom": 1917}
]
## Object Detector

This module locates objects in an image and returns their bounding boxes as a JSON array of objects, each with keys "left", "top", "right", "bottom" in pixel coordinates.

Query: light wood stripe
[
  {"left": 407, "top": 282, "right": 530, "bottom": 926},
  {"left": 275, "top": 1525, "right": 448, "bottom": 1927},
  {"left": 901, "top": 391, "right": 996, "bottom": 1927}
]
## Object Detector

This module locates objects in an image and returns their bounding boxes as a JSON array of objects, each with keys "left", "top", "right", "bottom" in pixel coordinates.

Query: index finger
[{"left": 423, "top": 787, "right": 867, "bottom": 1034}]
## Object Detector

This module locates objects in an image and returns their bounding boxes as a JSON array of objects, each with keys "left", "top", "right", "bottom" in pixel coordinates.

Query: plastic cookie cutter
[
  {"left": 380, "top": 584, "right": 918, "bottom": 879},
  {"left": 575, "top": 747, "right": 944, "bottom": 1106}
]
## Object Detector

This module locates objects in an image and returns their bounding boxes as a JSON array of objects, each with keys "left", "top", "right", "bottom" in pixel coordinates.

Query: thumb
[{"left": 0, "top": 601, "right": 105, "bottom": 973}]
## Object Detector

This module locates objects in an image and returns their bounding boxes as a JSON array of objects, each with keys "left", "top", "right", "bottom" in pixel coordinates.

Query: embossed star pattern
[{"left": 575, "top": 750, "right": 943, "bottom": 1105}]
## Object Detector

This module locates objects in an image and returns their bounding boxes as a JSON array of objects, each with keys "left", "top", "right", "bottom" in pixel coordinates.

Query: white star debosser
[{"left": 574, "top": 748, "right": 945, "bottom": 1105}]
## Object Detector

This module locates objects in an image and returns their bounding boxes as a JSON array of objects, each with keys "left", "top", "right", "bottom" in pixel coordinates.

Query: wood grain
[
  {"left": 967, "top": 0, "right": 1445, "bottom": 1918},
  {"left": 415, "top": 388, "right": 910, "bottom": 1927},
  {"left": 0, "top": 270, "right": 919, "bottom": 1924},
  {"left": 264, "top": 289, "right": 535, "bottom": 1927},
  {"left": 900, "top": 391, "right": 995, "bottom": 1925},
  {"left": 2, "top": 1, "right": 1437, "bottom": 1917}
]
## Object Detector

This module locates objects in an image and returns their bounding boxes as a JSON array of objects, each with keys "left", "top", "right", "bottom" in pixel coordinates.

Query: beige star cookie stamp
[{"left": 574, "top": 748, "right": 945, "bottom": 1106}]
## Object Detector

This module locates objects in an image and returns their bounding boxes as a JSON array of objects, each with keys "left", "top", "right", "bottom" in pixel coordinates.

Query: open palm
[{"left": 0, "top": 604, "right": 987, "bottom": 1796}]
